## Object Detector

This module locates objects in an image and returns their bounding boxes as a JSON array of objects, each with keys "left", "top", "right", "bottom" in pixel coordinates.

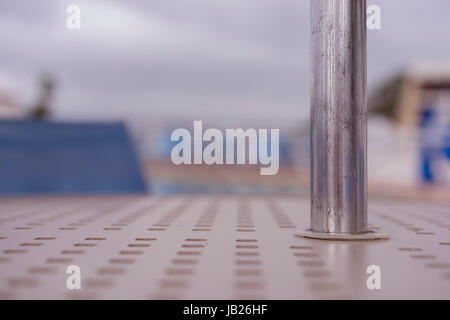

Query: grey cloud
[{"left": 0, "top": 0, "right": 449, "bottom": 122}]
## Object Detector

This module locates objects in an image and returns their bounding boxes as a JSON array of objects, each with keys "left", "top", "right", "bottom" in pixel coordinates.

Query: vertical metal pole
[{"left": 310, "top": 0, "right": 367, "bottom": 235}]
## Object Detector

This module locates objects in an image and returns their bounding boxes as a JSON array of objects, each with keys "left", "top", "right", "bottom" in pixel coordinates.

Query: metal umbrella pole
[{"left": 297, "top": 0, "right": 387, "bottom": 240}]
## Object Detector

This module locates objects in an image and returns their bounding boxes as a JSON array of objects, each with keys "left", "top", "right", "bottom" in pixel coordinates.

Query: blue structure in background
[
  {"left": 419, "top": 108, "right": 436, "bottom": 183},
  {"left": 418, "top": 105, "right": 450, "bottom": 184},
  {"left": 0, "top": 120, "right": 147, "bottom": 194}
]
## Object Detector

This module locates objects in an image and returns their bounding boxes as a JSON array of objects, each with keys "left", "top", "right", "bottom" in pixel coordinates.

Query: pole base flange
[{"left": 295, "top": 229, "right": 389, "bottom": 241}]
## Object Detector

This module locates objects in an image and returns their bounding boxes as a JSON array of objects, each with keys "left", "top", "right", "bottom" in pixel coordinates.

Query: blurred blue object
[{"left": 0, "top": 120, "right": 147, "bottom": 194}]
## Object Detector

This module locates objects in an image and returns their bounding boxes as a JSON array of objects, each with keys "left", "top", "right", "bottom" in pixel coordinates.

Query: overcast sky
[{"left": 1, "top": 0, "right": 450, "bottom": 123}]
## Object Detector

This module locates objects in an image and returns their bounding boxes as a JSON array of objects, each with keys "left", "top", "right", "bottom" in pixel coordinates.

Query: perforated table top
[{"left": 0, "top": 195, "right": 449, "bottom": 299}]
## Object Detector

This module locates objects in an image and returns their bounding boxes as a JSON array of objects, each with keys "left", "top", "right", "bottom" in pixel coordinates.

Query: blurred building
[
  {"left": 396, "top": 62, "right": 450, "bottom": 185},
  {"left": 397, "top": 62, "right": 450, "bottom": 127},
  {"left": 0, "top": 71, "right": 19, "bottom": 118},
  {"left": 358, "top": 62, "right": 450, "bottom": 194}
]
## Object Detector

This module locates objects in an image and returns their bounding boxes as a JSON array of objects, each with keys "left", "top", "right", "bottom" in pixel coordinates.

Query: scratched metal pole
[{"left": 310, "top": 0, "right": 368, "bottom": 235}]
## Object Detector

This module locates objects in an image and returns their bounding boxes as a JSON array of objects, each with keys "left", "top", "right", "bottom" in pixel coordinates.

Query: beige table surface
[{"left": 0, "top": 195, "right": 449, "bottom": 299}]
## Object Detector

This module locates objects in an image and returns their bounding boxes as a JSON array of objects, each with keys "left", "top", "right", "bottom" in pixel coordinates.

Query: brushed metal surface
[{"left": 310, "top": 0, "right": 368, "bottom": 234}]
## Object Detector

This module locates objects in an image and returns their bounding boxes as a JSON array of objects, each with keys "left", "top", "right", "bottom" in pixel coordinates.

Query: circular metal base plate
[{"left": 295, "top": 229, "right": 389, "bottom": 241}]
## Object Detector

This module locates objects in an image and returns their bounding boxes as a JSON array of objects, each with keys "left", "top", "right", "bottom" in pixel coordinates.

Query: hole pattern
[{"left": 0, "top": 195, "right": 449, "bottom": 299}]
